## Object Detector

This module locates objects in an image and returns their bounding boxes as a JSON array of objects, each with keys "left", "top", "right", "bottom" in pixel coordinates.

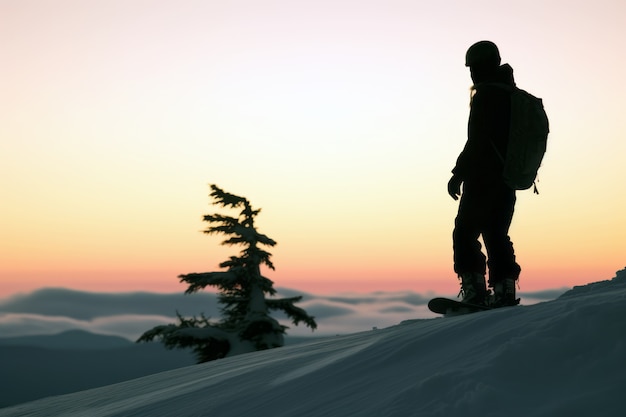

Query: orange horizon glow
[{"left": 1, "top": 262, "right": 621, "bottom": 300}]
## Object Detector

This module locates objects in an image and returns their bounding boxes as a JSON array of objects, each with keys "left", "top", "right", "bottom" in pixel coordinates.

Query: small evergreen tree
[{"left": 137, "top": 184, "right": 317, "bottom": 363}]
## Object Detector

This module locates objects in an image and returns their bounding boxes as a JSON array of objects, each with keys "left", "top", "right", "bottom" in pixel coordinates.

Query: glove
[{"left": 447, "top": 175, "right": 462, "bottom": 201}]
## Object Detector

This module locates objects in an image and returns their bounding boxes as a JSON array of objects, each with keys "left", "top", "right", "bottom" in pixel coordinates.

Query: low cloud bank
[{"left": 0, "top": 287, "right": 566, "bottom": 340}]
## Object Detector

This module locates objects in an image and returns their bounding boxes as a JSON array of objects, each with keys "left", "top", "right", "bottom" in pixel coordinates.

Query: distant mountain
[
  {"left": 0, "top": 329, "right": 132, "bottom": 350},
  {"left": 0, "top": 329, "right": 327, "bottom": 409},
  {"left": 0, "top": 331, "right": 196, "bottom": 408}
]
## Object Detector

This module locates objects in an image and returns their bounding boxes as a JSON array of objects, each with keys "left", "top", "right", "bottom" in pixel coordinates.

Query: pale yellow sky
[{"left": 1, "top": 0, "right": 625, "bottom": 296}]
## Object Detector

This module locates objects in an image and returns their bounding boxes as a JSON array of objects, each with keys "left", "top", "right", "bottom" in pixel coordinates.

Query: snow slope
[{"left": 2, "top": 269, "right": 625, "bottom": 417}]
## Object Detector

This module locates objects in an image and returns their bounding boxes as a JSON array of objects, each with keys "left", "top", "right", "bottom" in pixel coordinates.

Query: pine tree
[{"left": 137, "top": 184, "right": 317, "bottom": 363}]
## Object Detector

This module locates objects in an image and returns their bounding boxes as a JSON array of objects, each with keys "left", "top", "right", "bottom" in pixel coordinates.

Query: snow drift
[{"left": 2, "top": 269, "right": 625, "bottom": 417}]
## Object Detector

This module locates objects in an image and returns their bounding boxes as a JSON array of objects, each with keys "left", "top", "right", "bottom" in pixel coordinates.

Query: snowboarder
[{"left": 447, "top": 41, "right": 521, "bottom": 308}]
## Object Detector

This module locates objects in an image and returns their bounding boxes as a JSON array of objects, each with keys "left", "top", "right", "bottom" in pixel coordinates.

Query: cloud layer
[{"left": 0, "top": 287, "right": 565, "bottom": 340}]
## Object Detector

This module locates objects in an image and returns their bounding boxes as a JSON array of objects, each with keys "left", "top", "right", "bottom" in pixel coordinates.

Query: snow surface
[{"left": 2, "top": 269, "right": 625, "bottom": 417}]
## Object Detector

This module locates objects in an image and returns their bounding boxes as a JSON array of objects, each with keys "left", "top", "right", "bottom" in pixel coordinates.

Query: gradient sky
[{"left": 1, "top": 0, "right": 625, "bottom": 297}]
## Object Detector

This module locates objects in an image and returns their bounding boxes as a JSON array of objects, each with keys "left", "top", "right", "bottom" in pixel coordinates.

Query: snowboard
[{"left": 428, "top": 297, "right": 492, "bottom": 316}]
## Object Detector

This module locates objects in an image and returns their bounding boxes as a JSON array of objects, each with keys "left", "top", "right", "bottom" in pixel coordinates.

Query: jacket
[{"left": 452, "top": 64, "right": 516, "bottom": 184}]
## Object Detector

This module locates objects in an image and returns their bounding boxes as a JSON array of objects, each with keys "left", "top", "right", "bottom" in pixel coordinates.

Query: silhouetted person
[{"left": 448, "top": 41, "right": 520, "bottom": 307}]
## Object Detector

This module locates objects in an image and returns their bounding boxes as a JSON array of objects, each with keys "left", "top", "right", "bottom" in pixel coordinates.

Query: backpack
[{"left": 488, "top": 84, "right": 549, "bottom": 193}]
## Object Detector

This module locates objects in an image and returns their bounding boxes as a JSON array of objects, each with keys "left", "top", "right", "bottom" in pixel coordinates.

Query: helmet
[{"left": 465, "top": 41, "right": 501, "bottom": 67}]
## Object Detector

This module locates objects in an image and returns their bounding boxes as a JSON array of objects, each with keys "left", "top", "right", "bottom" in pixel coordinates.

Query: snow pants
[{"left": 453, "top": 180, "right": 521, "bottom": 287}]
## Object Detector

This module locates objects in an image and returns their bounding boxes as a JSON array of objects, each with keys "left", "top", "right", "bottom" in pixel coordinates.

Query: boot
[
  {"left": 492, "top": 278, "right": 520, "bottom": 307},
  {"left": 459, "top": 272, "right": 488, "bottom": 306}
]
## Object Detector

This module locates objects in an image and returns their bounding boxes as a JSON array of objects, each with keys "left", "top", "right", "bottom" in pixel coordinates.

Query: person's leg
[
  {"left": 482, "top": 183, "right": 520, "bottom": 305},
  {"left": 453, "top": 185, "right": 486, "bottom": 277},
  {"left": 453, "top": 183, "right": 488, "bottom": 304}
]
